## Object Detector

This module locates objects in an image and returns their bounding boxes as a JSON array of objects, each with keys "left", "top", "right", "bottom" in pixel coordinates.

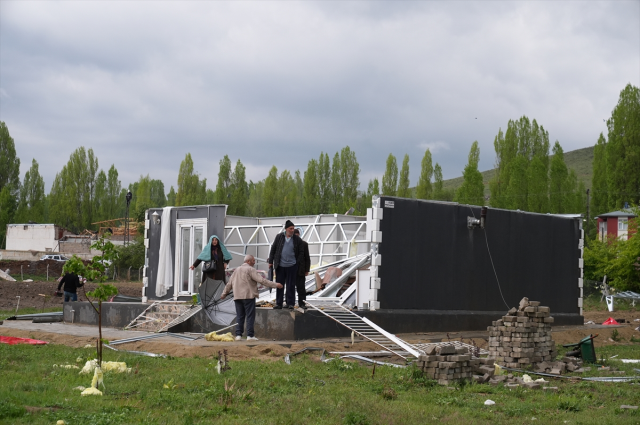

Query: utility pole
[
  {"left": 585, "top": 189, "right": 590, "bottom": 248},
  {"left": 125, "top": 191, "right": 132, "bottom": 246}
]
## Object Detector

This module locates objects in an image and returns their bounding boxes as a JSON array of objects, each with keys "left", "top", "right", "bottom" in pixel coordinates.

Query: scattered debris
[
  {"left": 0, "top": 336, "right": 48, "bottom": 345},
  {"left": 53, "top": 364, "right": 79, "bottom": 369},
  {"left": 484, "top": 399, "right": 495, "bottom": 406},
  {"left": 216, "top": 350, "right": 231, "bottom": 374},
  {"left": 417, "top": 344, "right": 474, "bottom": 385},
  {"left": 0, "top": 269, "right": 16, "bottom": 281},
  {"left": 603, "top": 317, "right": 620, "bottom": 325},
  {"left": 621, "top": 405, "right": 639, "bottom": 410},
  {"left": 325, "top": 355, "right": 406, "bottom": 368},
  {"left": 5, "top": 311, "right": 64, "bottom": 321},
  {"left": 413, "top": 340, "right": 489, "bottom": 356},
  {"left": 80, "top": 387, "right": 102, "bottom": 396},
  {"left": 79, "top": 360, "right": 131, "bottom": 374},
  {"left": 284, "top": 347, "right": 327, "bottom": 364},
  {"left": 621, "top": 359, "right": 640, "bottom": 363},
  {"left": 205, "top": 331, "right": 235, "bottom": 342}
]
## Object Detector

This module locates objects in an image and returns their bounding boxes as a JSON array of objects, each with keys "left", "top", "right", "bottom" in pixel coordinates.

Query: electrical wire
[{"left": 468, "top": 205, "right": 510, "bottom": 310}]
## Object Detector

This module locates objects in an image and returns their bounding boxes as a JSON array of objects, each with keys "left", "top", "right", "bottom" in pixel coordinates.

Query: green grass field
[{"left": 1, "top": 338, "right": 639, "bottom": 424}]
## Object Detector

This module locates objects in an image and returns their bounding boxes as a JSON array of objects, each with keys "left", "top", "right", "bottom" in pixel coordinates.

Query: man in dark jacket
[
  {"left": 57, "top": 272, "right": 84, "bottom": 302},
  {"left": 268, "top": 220, "right": 304, "bottom": 310},
  {"left": 293, "top": 228, "right": 311, "bottom": 309}
]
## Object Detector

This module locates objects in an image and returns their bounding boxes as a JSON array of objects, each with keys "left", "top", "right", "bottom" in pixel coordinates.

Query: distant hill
[{"left": 442, "top": 146, "right": 594, "bottom": 196}]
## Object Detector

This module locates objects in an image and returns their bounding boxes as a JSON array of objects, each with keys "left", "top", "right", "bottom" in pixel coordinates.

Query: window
[{"left": 619, "top": 218, "right": 628, "bottom": 231}]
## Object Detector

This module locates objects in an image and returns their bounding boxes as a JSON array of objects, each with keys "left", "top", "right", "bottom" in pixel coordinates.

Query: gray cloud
[{"left": 1, "top": 0, "right": 638, "bottom": 192}]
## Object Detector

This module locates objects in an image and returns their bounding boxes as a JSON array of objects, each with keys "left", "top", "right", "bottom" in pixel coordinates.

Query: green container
[{"left": 563, "top": 334, "right": 597, "bottom": 364}]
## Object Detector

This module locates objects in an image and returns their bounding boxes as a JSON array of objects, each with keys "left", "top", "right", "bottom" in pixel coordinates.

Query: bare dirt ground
[
  {"left": 1, "top": 292, "right": 638, "bottom": 361},
  {"left": 0, "top": 280, "right": 143, "bottom": 310}
]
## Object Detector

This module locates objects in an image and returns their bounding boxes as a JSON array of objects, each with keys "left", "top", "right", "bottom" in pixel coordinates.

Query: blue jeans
[
  {"left": 234, "top": 299, "right": 256, "bottom": 337},
  {"left": 276, "top": 264, "right": 298, "bottom": 307},
  {"left": 64, "top": 292, "right": 78, "bottom": 302}
]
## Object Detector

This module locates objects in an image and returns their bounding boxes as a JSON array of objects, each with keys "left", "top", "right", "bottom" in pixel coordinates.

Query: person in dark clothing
[
  {"left": 268, "top": 220, "right": 304, "bottom": 310},
  {"left": 190, "top": 235, "right": 232, "bottom": 283},
  {"left": 57, "top": 272, "right": 84, "bottom": 302},
  {"left": 293, "top": 228, "right": 311, "bottom": 309}
]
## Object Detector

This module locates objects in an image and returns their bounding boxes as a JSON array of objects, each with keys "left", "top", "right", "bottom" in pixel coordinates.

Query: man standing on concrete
[
  {"left": 221, "top": 255, "right": 282, "bottom": 341},
  {"left": 293, "top": 228, "right": 311, "bottom": 309},
  {"left": 268, "top": 220, "right": 304, "bottom": 310}
]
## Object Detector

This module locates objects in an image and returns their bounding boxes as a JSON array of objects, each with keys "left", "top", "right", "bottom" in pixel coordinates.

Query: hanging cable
[{"left": 467, "top": 205, "right": 510, "bottom": 310}]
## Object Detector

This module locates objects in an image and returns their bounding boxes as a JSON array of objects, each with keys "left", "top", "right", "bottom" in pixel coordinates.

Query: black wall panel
[{"left": 378, "top": 197, "right": 580, "bottom": 314}]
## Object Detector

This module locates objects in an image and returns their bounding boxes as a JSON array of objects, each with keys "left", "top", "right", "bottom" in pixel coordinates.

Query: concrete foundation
[{"left": 64, "top": 302, "right": 583, "bottom": 339}]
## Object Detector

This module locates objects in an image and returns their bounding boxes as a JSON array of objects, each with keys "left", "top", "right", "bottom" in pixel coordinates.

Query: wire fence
[{"left": 108, "top": 266, "right": 145, "bottom": 282}]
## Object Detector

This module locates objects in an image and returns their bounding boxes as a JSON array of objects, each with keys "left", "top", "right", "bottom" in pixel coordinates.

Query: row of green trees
[
  {"left": 583, "top": 84, "right": 640, "bottom": 292},
  {"left": 591, "top": 84, "right": 640, "bottom": 217},
  {"left": 1, "top": 84, "right": 636, "bottom": 248}
]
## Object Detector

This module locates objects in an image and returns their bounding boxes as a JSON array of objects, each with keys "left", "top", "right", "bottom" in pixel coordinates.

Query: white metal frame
[{"left": 223, "top": 218, "right": 368, "bottom": 266}]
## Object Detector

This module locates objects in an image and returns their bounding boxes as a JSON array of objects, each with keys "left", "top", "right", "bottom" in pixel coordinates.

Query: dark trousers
[
  {"left": 295, "top": 275, "right": 307, "bottom": 307},
  {"left": 64, "top": 291, "right": 78, "bottom": 302},
  {"left": 234, "top": 299, "right": 256, "bottom": 337},
  {"left": 275, "top": 264, "right": 298, "bottom": 307}
]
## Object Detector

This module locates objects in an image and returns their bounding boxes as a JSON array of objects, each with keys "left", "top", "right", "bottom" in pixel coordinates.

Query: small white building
[{"left": 5, "top": 224, "right": 72, "bottom": 252}]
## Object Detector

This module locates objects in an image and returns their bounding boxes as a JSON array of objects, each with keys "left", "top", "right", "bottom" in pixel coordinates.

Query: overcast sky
[{"left": 1, "top": 1, "right": 638, "bottom": 193}]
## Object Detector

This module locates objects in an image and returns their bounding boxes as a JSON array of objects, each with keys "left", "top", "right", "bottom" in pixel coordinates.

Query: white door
[{"left": 175, "top": 220, "right": 206, "bottom": 296}]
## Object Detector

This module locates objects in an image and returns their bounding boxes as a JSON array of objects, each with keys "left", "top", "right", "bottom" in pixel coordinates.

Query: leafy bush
[
  {"left": 584, "top": 207, "right": 640, "bottom": 292},
  {"left": 114, "top": 236, "right": 145, "bottom": 269}
]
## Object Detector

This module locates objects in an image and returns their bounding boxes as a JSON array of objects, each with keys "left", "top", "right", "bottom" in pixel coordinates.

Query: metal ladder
[
  {"left": 157, "top": 305, "right": 203, "bottom": 333},
  {"left": 305, "top": 300, "right": 423, "bottom": 360},
  {"left": 124, "top": 300, "right": 190, "bottom": 332}
]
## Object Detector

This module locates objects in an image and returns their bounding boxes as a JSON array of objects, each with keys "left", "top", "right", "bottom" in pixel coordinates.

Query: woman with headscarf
[{"left": 189, "top": 235, "right": 233, "bottom": 283}]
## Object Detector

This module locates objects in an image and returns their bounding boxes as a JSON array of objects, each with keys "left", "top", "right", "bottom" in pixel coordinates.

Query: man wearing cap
[{"left": 268, "top": 220, "right": 304, "bottom": 309}]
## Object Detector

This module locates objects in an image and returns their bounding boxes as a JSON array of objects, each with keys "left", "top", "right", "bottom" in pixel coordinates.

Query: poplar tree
[
  {"left": 230, "top": 159, "right": 247, "bottom": 216},
  {"left": 549, "top": 142, "right": 568, "bottom": 213},
  {"left": 606, "top": 83, "right": 640, "bottom": 209},
  {"left": 215, "top": 155, "right": 232, "bottom": 204},
  {"left": 246, "top": 180, "right": 264, "bottom": 217},
  {"left": 339, "top": 146, "right": 360, "bottom": 212},
  {"left": 176, "top": 153, "right": 207, "bottom": 206},
  {"left": 15, "top": 159, "right": 45, "bottom": 223},
  {"left": 262, "top": 166, "right": 278, "bottom": 217},
  {"left": 317, "top": 153, "right": 331, "bottom": 213},
  {"left": 303, "top": 159, "right": 319, "bottom": 214},
  {"left": 381, "top": 154, "right": 398, "bottom": 196},
  {"left": 416, "top": 149, "right": 433, "bottom": 200},
  {"left": 276, "top": 170, "right": 296, "bottom": 216},
  {"left": 397, "top": 154, "right": 411, "bottom": 198},
  {"left": 362, "top": 178, "right": 380, "bottom": 211},
  {"left": 527, "top": 156, "right": 549, "bottom": 213},
  {"left": 591, "top": 133, "right": 608, "bottom": 217},
  {"left": 93, "top": 170, "right": 107, "bottom": 222},
  {"left": 456, "top": 141, "right": 484, "bottom": 205},
  {"left": 433, "top": 163, "right": 444, "bottom": 200},
  {"left": 135, "top": 175, "right": 152, "bottom": 211},
  {"left": 330, "top": 152, "right": 342, "bottom": 212},
  {"left": 506, "top": 156, "right": 528, "bottom": 210},
  {"left": 167, "top": 186, "right": 176, "bottom": 206},
  {"left": 149, "top": 179, "right": 166, "bottom": 207},
  {"left": 0, "top": 121, "right": 20, "bottom": 196},
  {"left": 106, "top": 165, "right": 122, "bottom": 218},
  {"left": 0, "top": 186, "right": 16, "bottom": 248},
  {"left": 49, "top": 147, "right": 99, "bottom": 231}
]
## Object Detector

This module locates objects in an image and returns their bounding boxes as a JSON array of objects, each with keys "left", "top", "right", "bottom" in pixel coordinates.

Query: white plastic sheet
[{"left": 156, "top": 207, "right": 174, "bottom": 297}]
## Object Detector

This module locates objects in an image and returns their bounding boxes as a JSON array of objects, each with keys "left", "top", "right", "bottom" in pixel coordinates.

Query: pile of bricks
[
  {"left": 417, "top": 345, "right": 473, "bottom": 385},
  {"left": 487, "top": 297, "right": 557, "bottom": 368}
]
